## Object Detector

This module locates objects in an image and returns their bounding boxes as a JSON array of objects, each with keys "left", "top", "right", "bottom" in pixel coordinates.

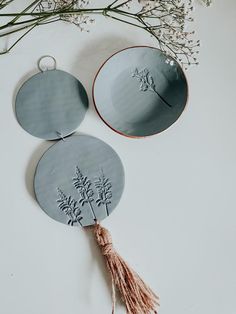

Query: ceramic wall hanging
[
  {"left": 15, "top": 56, "right": 159, "bottom": 314},
  {"left": 34, "top": 134, "right": 125, "bottom": 227},
  {"left": 15, "top": 56, "right": 88, "bottom": 140},
  {"left": 33, "top": 134, "right": 159, "bottom": 313},
  {"left": 93, "top": 46, "right": 188, "bottom": 138}
]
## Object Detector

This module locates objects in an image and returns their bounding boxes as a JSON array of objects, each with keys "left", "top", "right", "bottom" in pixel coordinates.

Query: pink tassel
[{"left": 92, "top": 223, "right": 159, "bottom": 314}]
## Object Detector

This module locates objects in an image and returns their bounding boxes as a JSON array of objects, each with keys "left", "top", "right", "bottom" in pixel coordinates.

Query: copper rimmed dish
[{"left": 93, "top": 46, "right": 188, "bottom": 138}]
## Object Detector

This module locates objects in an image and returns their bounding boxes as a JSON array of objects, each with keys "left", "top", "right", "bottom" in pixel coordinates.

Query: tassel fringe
[{"left": 92, "top": 223, "right": 159, "bottom": 314}]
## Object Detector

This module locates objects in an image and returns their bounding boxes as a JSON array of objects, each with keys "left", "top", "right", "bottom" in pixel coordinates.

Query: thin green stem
[
  {"left": 113, "top": 0, "right": 132, "bottom": 9},
  {"left": 105, "top": 12, "right": 145, "bottom": 30},
  {"left": 9, "top": 0, "right": 41, "bottom": 24},
  {"left": 108, "top": 0, "right": 120, "bottom": 8},
  {"left": 0, "top": 0, "right": 14, "bottom": 10},
  {"left": 0, "top": 16, "right": 44, "bottom": 30},
  {"left": 0, "top": 17, "right": 45, "bottom": 37},
  {"left": 0, "top": 23, "right": 37, "bottom": 55},
  {"left": 39, "top": 17, "right": 61, "bottom": 25},
  {"left": 0, "top": 8, "right": 105, "bottom": 16},
  {"left": 112, "top": 7, "right": 138, "bottom": 18}
]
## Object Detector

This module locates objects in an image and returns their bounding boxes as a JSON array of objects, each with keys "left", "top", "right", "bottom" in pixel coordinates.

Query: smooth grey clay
[
  {"left": 15, "top": 69, "right": 88, "bottom": 140},
  {"left": 34, "top": 135, "right": 125, "bottom": 227},
  {"left": 93, "top": 46, "right": 188, "bottom": 137}
]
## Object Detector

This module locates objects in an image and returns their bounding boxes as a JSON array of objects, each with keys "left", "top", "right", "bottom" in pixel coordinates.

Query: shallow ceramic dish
[{"left": 93, "top": 46, "right": 188, "bottom": 138}]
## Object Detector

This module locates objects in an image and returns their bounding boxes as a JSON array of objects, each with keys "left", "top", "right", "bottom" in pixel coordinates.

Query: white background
[{"left": 0, "top": 1, "right": 236, "bottom": 313}]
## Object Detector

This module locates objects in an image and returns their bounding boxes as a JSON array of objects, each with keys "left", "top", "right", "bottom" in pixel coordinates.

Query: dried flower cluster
[
  {"left": 0, "top": 0, "right": 212, "bottom": 67},
  {"left": 136, "top": 0, "right": 200, "bottom": 68},
  {"left": 200, "top": 0, "right": 212, "bottom": 6},
  {"left": 35, "top": 0, "right": 95, "bottom": 31}
]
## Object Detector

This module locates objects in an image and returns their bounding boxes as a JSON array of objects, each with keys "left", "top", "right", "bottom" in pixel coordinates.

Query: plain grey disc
[
  {"left": 34, "top": 135, "right": 125, "bottom": 227},
  {"left": 15, "top": 70, "right": 88, "bottom": 140},
  {"left": 93, "top": 46, "right": 188, "bottom": 137}
]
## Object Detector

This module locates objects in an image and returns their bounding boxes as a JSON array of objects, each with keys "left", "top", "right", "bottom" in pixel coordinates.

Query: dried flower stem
[{"left": 0, "top": 0, "right": 209, "bottom": 67}]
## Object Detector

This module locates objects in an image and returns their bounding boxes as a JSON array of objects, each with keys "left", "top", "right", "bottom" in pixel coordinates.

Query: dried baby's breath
[{"left": 0, "top": 0, "right": 212, "bottom": 67}]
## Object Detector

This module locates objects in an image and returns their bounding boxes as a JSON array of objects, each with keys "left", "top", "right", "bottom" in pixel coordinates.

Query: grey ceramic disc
[
  {"left": 34, "top": 135, "right": 125, "bottom": 227},
  {"left": 93, "top": 46, "right": 188, "bottom": 137},
  {"left": 15, "top": 70, "right": 88, "bottom": 140}
]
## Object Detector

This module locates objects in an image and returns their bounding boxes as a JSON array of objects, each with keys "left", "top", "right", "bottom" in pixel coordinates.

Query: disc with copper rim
[
  {"left": 93, "top": 46, "right": 188, "bottom": 138},
  {"left": 34, "top": 135, "right": 125, "bottom": 227}
]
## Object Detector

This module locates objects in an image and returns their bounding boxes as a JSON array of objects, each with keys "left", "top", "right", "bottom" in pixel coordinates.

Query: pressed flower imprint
[
  {"left": 57, "top": 167, "right": 113, "bottom": 226},
  {"left": 95, "top": 169, "right": 113, "bottom": 216},
  {"left": 132, "top": 68, "right": 172, "bottom": 108},
  {"left": 57, "top": 188, "right": 83, "bottom": 226},
  {"left": 73, "top": 167, "right": 96, "bottom": 221}
]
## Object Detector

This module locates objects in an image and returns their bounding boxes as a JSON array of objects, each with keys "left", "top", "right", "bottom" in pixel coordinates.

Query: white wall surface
[{"left": 0, "top": 1, "right": 235, "bottom": 313}]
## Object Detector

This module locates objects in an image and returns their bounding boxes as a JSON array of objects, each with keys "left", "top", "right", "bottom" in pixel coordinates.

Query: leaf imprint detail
[
  {"left": 57, "top": 188, "right": 83, "bottom": 226},
  {"left": 73, "top": 167, "right": 96, "bottom": 221},
  {"left": 132, "top": 68, "right": 172, "bottom": 108},
  {"left": 95, "top": 169, "right": 112, "bottom": 216}
]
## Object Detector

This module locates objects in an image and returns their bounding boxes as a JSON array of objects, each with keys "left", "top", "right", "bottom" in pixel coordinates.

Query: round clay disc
[
  {"left": 34, "top": 135, "right": 125, "bottom": 227},
  {"left": 15, "top": 69, "right": 88, "bottom": 140}
]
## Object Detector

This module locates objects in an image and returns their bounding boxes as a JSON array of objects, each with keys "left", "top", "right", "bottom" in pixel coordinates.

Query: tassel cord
[{"left": 91, "top": 222, "right": 159, "bottom": 314}]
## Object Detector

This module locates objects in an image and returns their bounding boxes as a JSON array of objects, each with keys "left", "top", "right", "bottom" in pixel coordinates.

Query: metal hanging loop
[{"left": 37, "top": 55, "right": 57, "bottom": 72}]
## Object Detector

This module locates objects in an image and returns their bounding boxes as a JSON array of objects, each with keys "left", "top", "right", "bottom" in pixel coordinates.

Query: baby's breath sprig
[
  {"left": 200, "top": 0, "right": 212, "bottom": 6},
  {"left": 0, "top": 0, "right": 211, "bottom": 68}
]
